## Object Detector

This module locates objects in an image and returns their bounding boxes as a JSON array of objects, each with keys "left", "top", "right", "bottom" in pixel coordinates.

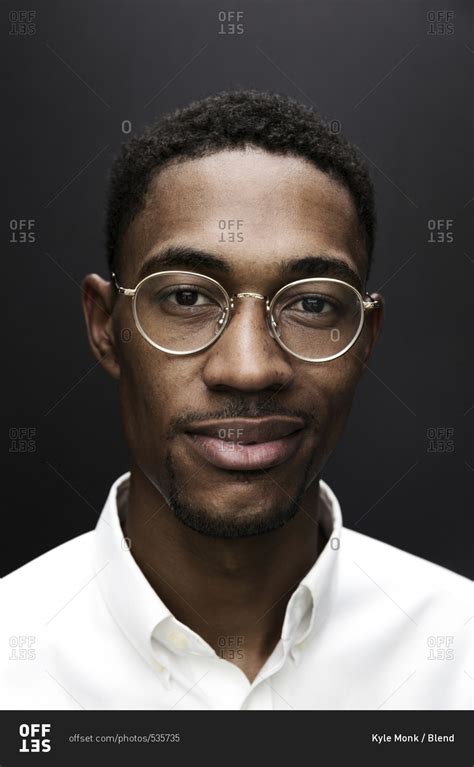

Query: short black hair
[{"left": 105, "top": 89, "right": 376, "bottom": 280}]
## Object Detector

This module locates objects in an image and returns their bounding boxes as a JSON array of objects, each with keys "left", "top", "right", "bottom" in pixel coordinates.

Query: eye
[
  {"left": 170, "top": 288, "right": 210, "bottom": 306},
  {"left": 292, "top": 295, "right": 334, "bottom": 314},
  {"left": 160, "top": 285, "right": 219, "bottom": 308}
]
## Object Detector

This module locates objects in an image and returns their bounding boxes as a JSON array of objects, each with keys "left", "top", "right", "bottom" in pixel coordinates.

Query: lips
[{"left": 184, "top": 417, "right": 306, "bottom": 471}]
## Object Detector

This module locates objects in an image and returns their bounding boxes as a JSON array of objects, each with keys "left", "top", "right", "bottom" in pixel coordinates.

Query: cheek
[
  {"left": 323, "top": 354, "right": 362, "bottom": 399},
  {"left": 114, "top": 309, "right": 173, "bottom": 425},
  {"left": 116, "top": 340, "right": 200, "bottom": 450},
  {"left": 301, "top": 354, "right": 362, "bottom": 442},
  {"left": 117, "top": 347, "right": 171, "bottom": 451}
]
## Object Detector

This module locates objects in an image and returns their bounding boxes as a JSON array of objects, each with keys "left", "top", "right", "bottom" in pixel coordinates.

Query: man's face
[{"left": 100, "top": 148, "right": 382, "bottom": 536}]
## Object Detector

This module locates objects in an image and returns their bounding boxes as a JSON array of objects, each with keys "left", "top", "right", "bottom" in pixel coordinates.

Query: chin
[
  {"left": 170, "top": 500, "right": 299, "bottom": 539},
  {"left": 167, "top": 477, "right": 305, "bottom": 539}
]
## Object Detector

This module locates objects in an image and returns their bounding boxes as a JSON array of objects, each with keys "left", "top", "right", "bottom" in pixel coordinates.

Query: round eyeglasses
[{"left": 111, "top": 270, "right": 380, "bottom": 363}]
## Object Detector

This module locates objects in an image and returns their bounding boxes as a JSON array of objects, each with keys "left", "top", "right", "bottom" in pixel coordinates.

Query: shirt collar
[
  {"left": 93, "top": 472, "right": 172, "bottom": 672},
  {"left": 93, "top": 471, "right": 342, "bottom": 671},
  {"left": 284, "top": 479, "right": 342, "bottom": 664}
]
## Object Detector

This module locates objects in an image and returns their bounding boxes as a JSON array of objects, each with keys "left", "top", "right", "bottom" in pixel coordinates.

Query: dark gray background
[{"left": 3, "top": 0, "right": 472, "bottom": 578}]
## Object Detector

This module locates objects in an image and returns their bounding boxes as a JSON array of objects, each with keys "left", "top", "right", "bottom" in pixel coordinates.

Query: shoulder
[
  {"left": 0, "top": 532, "right": 101, "bottom": 708},
  {"left": 1, "top": 532, "right": 95, "bottom": 617},
  {"left": 339, "top": 526, "right": 472, "bottom": 610}
]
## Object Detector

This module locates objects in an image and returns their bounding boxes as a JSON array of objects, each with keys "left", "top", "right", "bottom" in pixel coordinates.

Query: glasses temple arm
[{"left": 110, "top": 272, "right": 135, "bottom": 297}]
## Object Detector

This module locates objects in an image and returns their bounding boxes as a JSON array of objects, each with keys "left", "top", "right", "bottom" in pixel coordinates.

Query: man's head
[
  {"left": 82, "top": 89, "right": 384, "bottom": 539},
  {"left": 105, "top": 89, "right": 376, "bottom": 282}
]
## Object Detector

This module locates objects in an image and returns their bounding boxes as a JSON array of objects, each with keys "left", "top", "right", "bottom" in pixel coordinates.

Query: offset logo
[{"left": 19, "top": 723, "right": 52, "bottom": 753}]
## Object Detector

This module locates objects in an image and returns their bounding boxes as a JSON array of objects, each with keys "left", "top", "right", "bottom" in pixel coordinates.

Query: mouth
[{"left": 183, "top": 416, "right": 306, "bottom": 472}]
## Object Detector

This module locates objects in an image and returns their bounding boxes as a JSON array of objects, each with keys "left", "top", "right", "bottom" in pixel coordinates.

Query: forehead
[{"left": 120, "top": 148, "right": 368, "bottom": 285}]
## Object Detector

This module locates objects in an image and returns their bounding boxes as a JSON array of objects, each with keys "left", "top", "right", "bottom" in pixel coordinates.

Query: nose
[{"left": 201, "top": 297, "right": 295, "bottom": 393}]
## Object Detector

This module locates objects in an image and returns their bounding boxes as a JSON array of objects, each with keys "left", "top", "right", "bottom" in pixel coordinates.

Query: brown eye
[
  {"left": 301, "top": 296, "right": 329, "bottom": 313},
  {"left": 175, "top": 289, "right": 199, "bottom": 306}
]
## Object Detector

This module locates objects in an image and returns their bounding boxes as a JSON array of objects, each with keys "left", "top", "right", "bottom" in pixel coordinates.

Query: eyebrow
[
  {"left": 136, "top": 246, "right": 363, "bottom": 292},
  {"left": 276, "top": 255, "right": 362, "bottom": 292},
  {"left": 137, "top": 246, "right": 231, "bottom": 281}
]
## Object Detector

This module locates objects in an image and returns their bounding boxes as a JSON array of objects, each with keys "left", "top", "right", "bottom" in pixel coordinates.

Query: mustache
[{"left": 169, "top": 397, "right": 319, "bottom": 436}]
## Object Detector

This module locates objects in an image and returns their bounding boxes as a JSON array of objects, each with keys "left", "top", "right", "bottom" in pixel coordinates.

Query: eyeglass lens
[{"left": 134, "top": 274, "right": 363, "bottom": 359}]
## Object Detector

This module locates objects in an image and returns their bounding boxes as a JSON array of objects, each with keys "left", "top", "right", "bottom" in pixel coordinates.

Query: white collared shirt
[{"left": 1, "top": 472, "right": 472, "bottom": 710}]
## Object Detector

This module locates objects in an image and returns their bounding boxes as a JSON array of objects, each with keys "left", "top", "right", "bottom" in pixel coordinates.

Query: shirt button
[
  {"left": 151, "top": 658, "right": 172, "bottom": 689},
  {"left": 167, "top": 630, "right": 190, "bottom": 650}
]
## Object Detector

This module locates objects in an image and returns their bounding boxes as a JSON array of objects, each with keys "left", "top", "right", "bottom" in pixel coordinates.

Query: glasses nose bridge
[
  {"left": 230, "top": 291, "right": 270, "bottom": 311},
  {"left": 226, "top": 291, "right": 277, "bottom": 346}
]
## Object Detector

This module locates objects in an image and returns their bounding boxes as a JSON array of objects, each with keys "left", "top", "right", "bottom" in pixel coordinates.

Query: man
[{"left": 1, "top": 91, "right": 471, "bottom": 710}]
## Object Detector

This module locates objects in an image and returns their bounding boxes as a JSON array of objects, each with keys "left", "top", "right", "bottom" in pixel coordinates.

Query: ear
[
  {"left": 81, "top": 274, "right": 120, "bottom": 380},
  {"left": 357, "top": 291, "right": 385, "bottom": 366}
]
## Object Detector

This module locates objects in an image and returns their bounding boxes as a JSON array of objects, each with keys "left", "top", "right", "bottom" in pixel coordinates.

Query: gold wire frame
[{"left": 111, "top": 270, "right": 381, "bottom": 362}]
